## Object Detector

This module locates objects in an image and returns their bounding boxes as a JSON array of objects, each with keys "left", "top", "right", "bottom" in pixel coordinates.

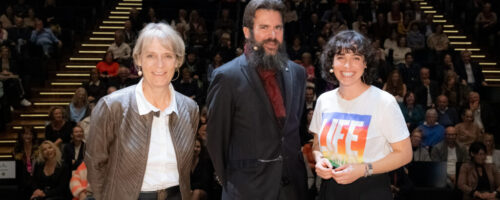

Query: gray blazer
[
  {"left": 85, "top": 85, "right": 199, "bottom": 200},
  {"left": 430, "top": 141, "right": 469, "bottom": 162}
]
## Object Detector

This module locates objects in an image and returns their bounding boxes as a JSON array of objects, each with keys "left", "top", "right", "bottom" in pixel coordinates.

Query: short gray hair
[{"left": 133, "top": 23, "right": 185, "bottom": 68}]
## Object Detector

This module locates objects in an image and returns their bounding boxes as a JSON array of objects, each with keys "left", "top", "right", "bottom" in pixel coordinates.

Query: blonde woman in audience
[
  {"left": 456, "top": 109, "right": 483, "bottom": 148},
  {"left": 483, "top": 133, "right": 500, "bottom": 173},
  {"left": 383, "top": 70, "right": 407, "bottom": 103},
  {"left": 68, "top": 87, "right": 89, "bottom": 123},
  {"left": 31, "top": 140, "right": 70, "bottom": 200}
]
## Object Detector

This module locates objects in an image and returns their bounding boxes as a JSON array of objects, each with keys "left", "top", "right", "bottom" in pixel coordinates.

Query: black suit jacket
[
  {"left": 206, "top": 55, "right": 307, "bottom": 200},
  {"left": 455, "top": 61, "right": 484, "bottom": 90},
  {"left": 63, "top": 141, "right": 85, "bottom": 171},
  {"left": 415, "top": 80, "right": 440, "bottom": 107}
]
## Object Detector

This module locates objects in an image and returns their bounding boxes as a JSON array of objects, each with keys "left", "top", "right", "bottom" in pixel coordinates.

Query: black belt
[{"left": 138, "top": 185, "right": 180, "bottom": 200}]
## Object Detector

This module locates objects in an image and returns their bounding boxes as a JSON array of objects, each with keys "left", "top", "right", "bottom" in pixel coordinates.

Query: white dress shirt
[{"left": 136, "top": 79, "right": 179, "bottom": 191}]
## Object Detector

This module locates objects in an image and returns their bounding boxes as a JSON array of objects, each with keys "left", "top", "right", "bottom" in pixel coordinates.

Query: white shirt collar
[{"left": 135, "top": 78, "right": 178, "bottom": 117}]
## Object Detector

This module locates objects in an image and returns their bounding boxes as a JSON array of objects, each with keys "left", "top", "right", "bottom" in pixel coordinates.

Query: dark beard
[{"left": 245, "top": 36, "right": 288, "bottom": 71}]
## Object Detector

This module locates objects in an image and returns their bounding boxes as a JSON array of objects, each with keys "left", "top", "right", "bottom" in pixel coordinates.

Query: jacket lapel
[
  {"left": 281, "top": 63, "right": 293, "bottom": 127},
  {"left": 239, "top": 55, "right": 276, "bottom": 121}
]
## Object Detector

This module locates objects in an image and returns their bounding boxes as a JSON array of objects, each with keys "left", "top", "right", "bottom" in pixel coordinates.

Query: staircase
[
  {"left": 414, "top": 0, "right": 500, "bottom": 87},
  {"left": 0, "top": 0, "right": 143, "bottom": 159}
]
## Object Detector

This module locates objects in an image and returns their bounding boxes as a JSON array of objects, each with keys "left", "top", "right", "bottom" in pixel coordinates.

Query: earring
[
  {"left": 137, "top": 66, "right": 143, "bottom": 76},
  {"left": 329, "top": 68, "right": 334, "bottom": 73}
]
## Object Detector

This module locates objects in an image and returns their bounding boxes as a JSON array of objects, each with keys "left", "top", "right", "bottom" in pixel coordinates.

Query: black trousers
[{"left": 319, "top": 174, "right": 392, "bottom": 200}]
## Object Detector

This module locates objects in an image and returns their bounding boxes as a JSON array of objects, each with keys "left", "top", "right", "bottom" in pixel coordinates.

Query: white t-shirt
[{"left": 309, "top": 86, "right": 409, "bottom": 167}]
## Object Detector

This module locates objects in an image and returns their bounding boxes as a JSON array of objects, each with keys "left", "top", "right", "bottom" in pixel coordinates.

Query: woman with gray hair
[{"left": 85, "top": 23, "right": 199, "bottom": 200}]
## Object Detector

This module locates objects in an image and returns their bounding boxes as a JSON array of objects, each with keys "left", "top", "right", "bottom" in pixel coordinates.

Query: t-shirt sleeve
[
  {"left": 308, "top": 97, "right": 322, "bottom": 135},
  {"left": 381, "top": 96, "right": 410, "bottom": 143}
]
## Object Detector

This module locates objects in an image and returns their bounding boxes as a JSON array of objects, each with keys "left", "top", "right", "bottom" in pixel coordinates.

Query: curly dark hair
[
  {"left": 242, "top": 0, "right": 285, "bottom": 30},
  {"left": 320, "top": 30, "right": 375, "bottom": 84}
]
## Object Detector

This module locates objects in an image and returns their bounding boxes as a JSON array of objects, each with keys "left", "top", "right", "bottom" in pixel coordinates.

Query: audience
[
  {"left": 399, "top": 92, "right": 425, "bottom": 132},
  {"left": 411, "top": 128, "right": 431, "bottom": 161},
  {"left": 383, "top": 69, "right": 407, "bottom": 103},
  {"left": 435, "top": 95, "right": 460, "bottom": 127},
  {"left": 96, "top": 51, "right": 119, "bottom": 78},
  {"left": 107, "top": 30, "right": 131, "bottom": 65},
  {"left": 431, "top": 126, "right": 468, "bottom": 186},
  {"left": 63, "top": 125, "right": 85, "bottom": 171},
  {"left": 45, "top": 106, "right": 76, "bottom": 147},
  {"left": 483, "top": 133, "right": 500, "bottom": 173},
  {"left": 30, "top": 18, "right": 61, "bottom": 58},
  {"left": 32, "top": 140, "right": 70, "bottom": 200},
  {"left": 458, "top": 142, "right": 500, "bottom": 200},
  {"left": 418, "top": 108, "right": 445, "bottom": 147},
  {"left": 14, "top": 126, "right": 38, "bottom": 200},
  {"left": 68, "top": 87, "right": 89, "bottom": 123},
  {"left": 456, "top": 109, "right": 483, "bottom": 149}
]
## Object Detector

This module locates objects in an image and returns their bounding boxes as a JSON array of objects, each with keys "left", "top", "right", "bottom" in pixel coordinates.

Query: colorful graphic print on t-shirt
[{"left": 319, "top": 112, "right": 372, "bottom": 167}]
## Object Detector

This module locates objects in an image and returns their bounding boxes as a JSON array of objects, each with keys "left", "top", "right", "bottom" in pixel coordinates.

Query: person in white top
[
  {"left": 310, "top": 30, "right": 412, "bottom": 200},
  {"left": 85, "top": 23, "right": 199, "bottom": 200}
]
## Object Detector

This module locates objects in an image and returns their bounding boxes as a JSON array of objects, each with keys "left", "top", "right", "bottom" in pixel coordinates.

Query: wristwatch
[{"left": 364, "top": 163, "right": 373, "bottom": 177}]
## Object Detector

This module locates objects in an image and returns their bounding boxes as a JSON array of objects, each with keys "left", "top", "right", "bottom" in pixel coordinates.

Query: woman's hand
[
  {"left": 30, "top": 189, "right": 45, "bottom": 199},
  {"left": 315, "top": 158, "right": 333, "bottom": 179},
  {"left": 331, "top": 163, "right": 365, "bottom": 184}
]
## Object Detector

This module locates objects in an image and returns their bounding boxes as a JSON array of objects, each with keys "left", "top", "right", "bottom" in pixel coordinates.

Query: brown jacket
[
  {"left": 458, "top": 162, "right": 500, "bottom": 200},
  {"left": 85, "top": 85, "right": 199, "bottom": 200}
]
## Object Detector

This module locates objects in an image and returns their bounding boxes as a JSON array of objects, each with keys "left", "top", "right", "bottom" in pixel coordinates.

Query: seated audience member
[
  {"left": 397, "top": 53, "right": 420, "bottom": 91},
  {"left": 431, "top": 126, "right": 468, "bottom": 186},
  {"left": 24, "top": 8, "right": 36, "bottom": 28},
  {"left": 406, "top": 22, "right": 425, "bottom": 57},
  {"left": 191, "top": 137, "right": 214, "bottom": 200},
  {"left": 31, "top": 140, "right": 70, "bottom": 200},
  {"left": 70, "top": 162, "right": 89, "bottom": 200},
  {"left": 0, "top": 6, "right": 14, "bottom": 29},
  {"left": 287, "top": 36, "right": 307, "bottom": 61},
  {"left": 68, "top": 87, "right": 89, "bottom": 123},
  {"left": 475, "top": 3, "right": 497, "bottom": 49},
  {"left": 210, "top": 33, "right": 234, "bottom": 63},
  {"left": 435, "top": 53, "right": 456, "bottom": 85},
  {"left": 483, "top": 133, "right": 500, "bottom": 172},
  {"left": 384, "top": 30, "right": 398, "bottom": 51},
  {"left": 436, "top": 95, "right": 459, "bottom": 127},
  {"left": 7, "top": 15, "right": 30, "bottom": 56},
  {"left": 418, "top": 108, "right": 445, "bottom": 147},
  {"left": 30, "top": 18, "right": 61, "bottom": 58},
  {"left": 391, "top": 36, "right": 412, "bottom": 65},
  {"left": 107, "top": 66, "right": 138, "bottom": 89},
  {"left": 400, "top": 92, "right": 425, "bottom": 131},
  {"left": 426, "top": 24, "right": 449, "bottom": 55},
  {"left": 174, "top": 67, "right": 201, "bottom": 103},
  {"left": 78, "top": 103, "right": 94, "bottom": 142},
  {"left": 14, "top": 126, "right": 38, "bottom": 200},
  {"left": 206, "top": 52, "right": 223, "bottom": 83},
  {"left": 123, "top": 20, "right": 137, "bottom": 48},
  {"left": 301, "top": 52, "right": 315, "bottom": 82},
  {"left": 0, "top": 45, "right": 30, "bottom": 108},
  {"left": 96, "top": 51, "right": 119, "bottom": 78},
  {"left": 182, "top": 51, "right": 203, "bottom": 79},
  {"left": 83, "top": 69, "right": 107, "bottom": 103},
  {"left": 456, "top": 109, "right": 483, "bottom": 148},
  {"left": 107, "top": 30, "right": 131, "bottom": 65},
  {"left": 441, "top": 71, "right": 469, "bottom": 108},
  {"left": 45, "top": 106, "right": 76, "bottom": 146},
  {"left": 63, "top": 125, "right": 85, "bottom": 171},
  {"left": 0, "top": 22, "right": 7, "bottom": 44},
  {"left": 383, "top": 70, "right": 407, "bottom": 103},
  {"left": 466, "top": 91, "right": 497, "bottom": 135},
  {"left": 456, "top": 51, "right": 487, "bottom": 91},
  {"left": 458, "top": 142, "right": 500, "bottom": 200},
  {"left": 411, "top": 128, "right": 431, "bottom": 161},
  {"left": 415, "top": 67, "right": 440, "bottom": 108}
]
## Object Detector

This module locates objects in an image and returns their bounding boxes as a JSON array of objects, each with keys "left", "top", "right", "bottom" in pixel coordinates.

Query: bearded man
[{"left": 206, "top": 0, "right": 307, "bottom": 199}]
